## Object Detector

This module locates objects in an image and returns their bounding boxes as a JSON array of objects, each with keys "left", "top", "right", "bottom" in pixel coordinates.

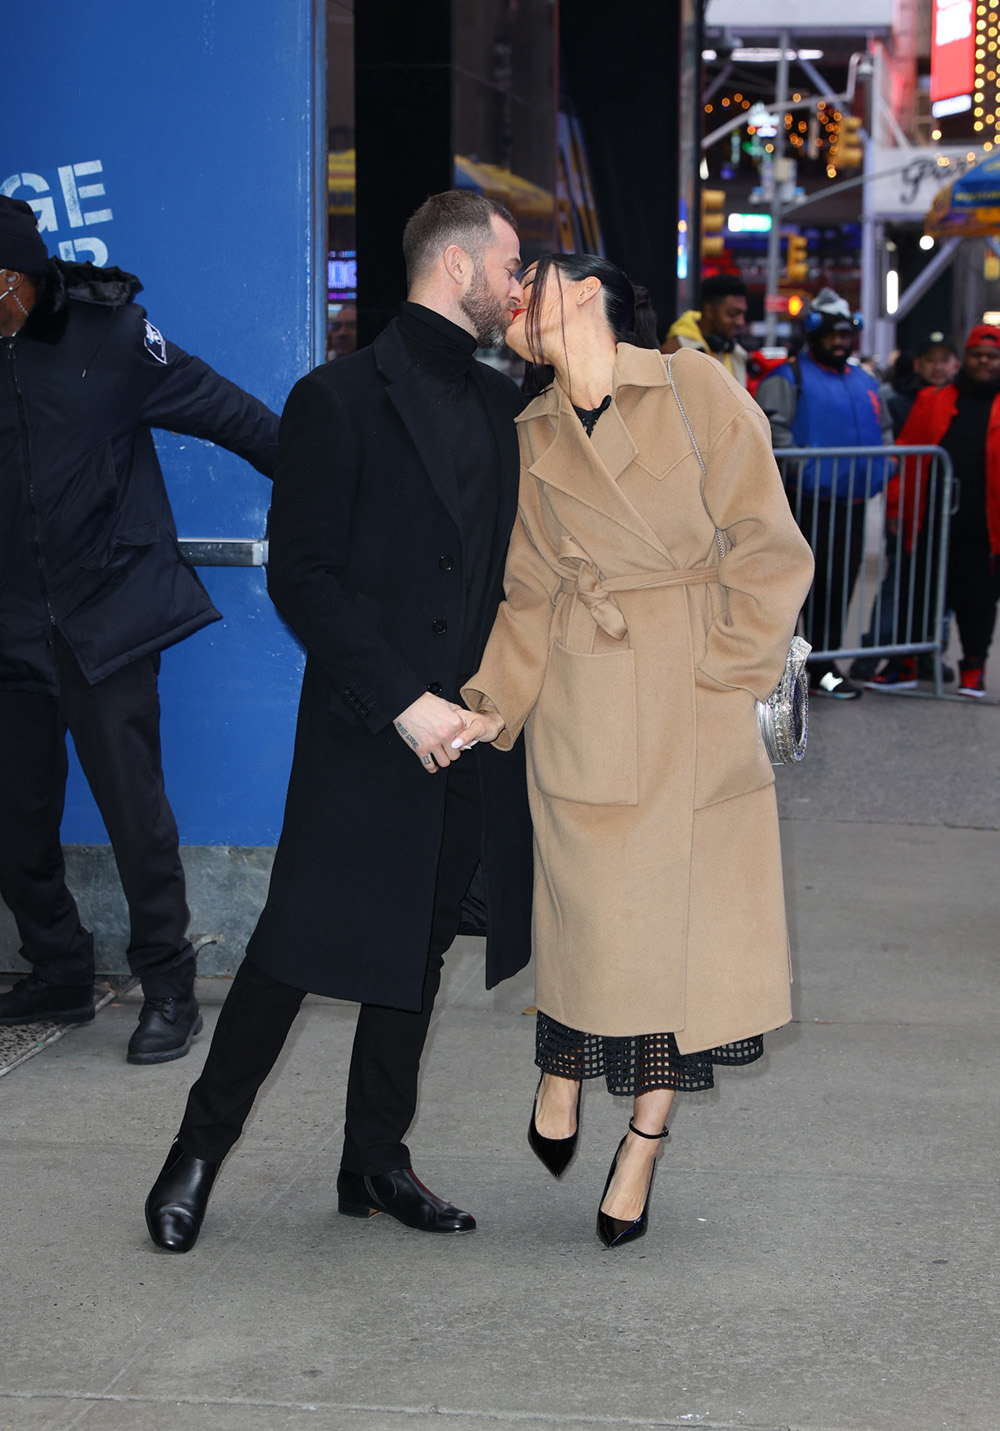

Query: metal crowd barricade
[{"left": 773, "top": 446, "right": 955, "bottom": 697}]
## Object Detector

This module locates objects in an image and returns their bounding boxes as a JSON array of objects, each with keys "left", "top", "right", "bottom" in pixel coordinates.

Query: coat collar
[
  {"left": 516, "top": 343, "right": 670, "bottom": 420},
  {"left": 515, "top": 345, "right": 673, "bottom": 560}
]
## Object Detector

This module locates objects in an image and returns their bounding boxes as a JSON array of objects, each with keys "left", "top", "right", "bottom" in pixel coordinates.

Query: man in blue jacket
[
  {"left": 0, "top": 196, "right": 279, "bottom": 1062},
  {"left": 756, "top": 288, "right": 891, "bottom": 699}
]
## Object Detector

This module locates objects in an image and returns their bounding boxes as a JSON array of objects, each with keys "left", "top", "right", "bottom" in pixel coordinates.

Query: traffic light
[
  {"left": 785, "top": 233, "right": 809, "bottom": 284},
  {"left": 831, "top": 115, "right": 864, "bottom": 171},
  {"left": 701, "top": 189, "right": 726, "bottom": 259}
]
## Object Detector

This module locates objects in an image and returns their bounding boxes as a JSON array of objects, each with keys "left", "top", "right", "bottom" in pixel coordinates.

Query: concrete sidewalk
[{"left": 1, "top": 690, "right": 998, "bottom": 1431}]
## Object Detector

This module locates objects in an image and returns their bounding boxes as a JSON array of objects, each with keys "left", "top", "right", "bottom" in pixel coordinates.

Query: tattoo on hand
[
  {"left": 395, "top": 719, "right": 419, "bottom": 751},
  {"left": 423, "top": 755, "right": 433, "bottom": 766}
]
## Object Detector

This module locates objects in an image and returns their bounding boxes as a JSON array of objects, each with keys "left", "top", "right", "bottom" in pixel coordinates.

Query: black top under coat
[{"left": 573, "top": 393, "right": 613, "bottom": 437}]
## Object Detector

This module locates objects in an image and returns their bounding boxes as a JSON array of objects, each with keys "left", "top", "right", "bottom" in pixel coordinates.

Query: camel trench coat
[{"left": 463, "top": 345, "right": 814, "bottom": 1050}]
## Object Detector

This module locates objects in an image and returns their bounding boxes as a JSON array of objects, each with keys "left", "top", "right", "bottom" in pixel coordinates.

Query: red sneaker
[
  {"left": 957, "top": 667, "right": 986, "bottom": 698},
  {"left": 865, "top": 656, "right": 919, "bottom": 691}
]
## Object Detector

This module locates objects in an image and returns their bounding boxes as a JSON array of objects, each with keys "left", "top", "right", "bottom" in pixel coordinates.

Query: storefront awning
[
  {"left": 925, "top": 152, "right": 1000, "bottom": 238},
  {"left": 453, "top": 157, "right": 553, "bottom": 245},
  {"left": 328, "top": 150, "right": 553, "bottom": 245},
  {"left": 328, "top": 149, "right": 357, "bottom": 214}
]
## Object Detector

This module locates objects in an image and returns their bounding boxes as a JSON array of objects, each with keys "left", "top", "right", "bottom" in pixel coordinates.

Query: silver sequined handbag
[
  {"left": 755, "top": 634, "right": 811, "bottom": 765},
  {"left": 668, "top": 353, "right": 811, "bottom": 767}
]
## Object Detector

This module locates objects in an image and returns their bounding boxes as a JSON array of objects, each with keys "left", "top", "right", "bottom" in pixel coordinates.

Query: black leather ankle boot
[{"left": 145, "top": 1141, "right": 219, "bottom": 1253}]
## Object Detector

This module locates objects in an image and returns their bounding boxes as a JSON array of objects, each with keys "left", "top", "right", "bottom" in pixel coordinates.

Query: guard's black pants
[
  {"left": 177, "top": 755, "right": 482, "bottom": 1175},
  {"left": 0, "top": 632, "right": 194, "bottom": 995}
]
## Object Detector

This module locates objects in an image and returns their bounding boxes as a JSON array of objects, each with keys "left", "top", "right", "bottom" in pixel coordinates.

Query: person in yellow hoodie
[{"left": 662, "top": 274, "right": 748, "bottom": 387}]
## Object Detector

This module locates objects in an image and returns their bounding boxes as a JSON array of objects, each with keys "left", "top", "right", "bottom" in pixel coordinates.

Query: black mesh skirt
[{"left": 535, "top": 1011, "right": 764, "bottom": 1096}]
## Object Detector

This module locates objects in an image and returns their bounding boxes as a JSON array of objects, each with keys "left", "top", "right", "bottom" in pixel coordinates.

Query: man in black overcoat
[{"left": 145, "top": 191, "right": 534, "bottom": 1251}]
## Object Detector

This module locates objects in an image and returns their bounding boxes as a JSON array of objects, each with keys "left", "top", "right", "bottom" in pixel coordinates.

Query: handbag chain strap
[{"left": 666, "top": 352, "right": 726, "bottom": 562}]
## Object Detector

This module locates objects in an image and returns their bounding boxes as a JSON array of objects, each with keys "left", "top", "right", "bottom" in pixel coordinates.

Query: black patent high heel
[
  {"left": 528, "top": 1073, "right": 581, "bottom": 1178},
  {"left": 596, "top": 1118, "right": 667, "bottom": 1249}
]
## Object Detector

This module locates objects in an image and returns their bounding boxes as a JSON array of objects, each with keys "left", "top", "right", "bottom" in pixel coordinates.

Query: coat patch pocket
[
  {"left": 692, "top": 674, "right": 773, "bottom": 808},
  {"left": 529, "top": 641, "right": 638, "bottom": 806}
]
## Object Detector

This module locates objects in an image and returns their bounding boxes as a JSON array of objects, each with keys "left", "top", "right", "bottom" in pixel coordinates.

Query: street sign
[
  {"left": 728, "top": 213, "right": 772, "bottom": 232},
  {"left": 765, "top": 293, "right": 791, "bottom": 313}
]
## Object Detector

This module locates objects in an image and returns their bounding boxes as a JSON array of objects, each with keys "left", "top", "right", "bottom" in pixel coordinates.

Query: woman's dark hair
[{"left": 521, "top": 253, "right": 659, "bottom": 398}]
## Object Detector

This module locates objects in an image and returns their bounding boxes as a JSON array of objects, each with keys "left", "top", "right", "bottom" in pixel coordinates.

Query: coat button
[
  {"left": 427, "top": 681, "right": 443, "bottom": 695},
  {"left": 438, "top": 555, "right": 455, "bottom": 571},
  {"left": 431, "top": 619, "right": 447, "bottom": 634}
]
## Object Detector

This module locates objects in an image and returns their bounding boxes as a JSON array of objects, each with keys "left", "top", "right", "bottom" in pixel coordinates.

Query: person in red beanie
[{"left": 886, "top": 322, "right": 1000, "bottom": 696}]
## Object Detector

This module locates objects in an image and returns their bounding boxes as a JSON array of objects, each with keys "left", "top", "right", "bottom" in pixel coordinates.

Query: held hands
[
  {"left": 393, "top": 693, "right": 506, "bottom": 773},
  {"left": 453, "top": 708, "right": 506, "bottom": 748}
]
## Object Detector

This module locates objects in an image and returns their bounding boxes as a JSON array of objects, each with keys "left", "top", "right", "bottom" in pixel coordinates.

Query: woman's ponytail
[{"left": 625, "top": 283, "right": 659, "bottom": 349}]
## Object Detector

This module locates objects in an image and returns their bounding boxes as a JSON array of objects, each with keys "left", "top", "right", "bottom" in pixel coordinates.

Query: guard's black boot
[
  {"left": 0, "top": 973, "right": 95, "bottom": 1026},
  {"left": 127, "top": 994, "right": 202, "bottom": 1065}
]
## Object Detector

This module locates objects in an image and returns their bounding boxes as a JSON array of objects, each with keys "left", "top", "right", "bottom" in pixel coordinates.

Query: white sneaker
[{"left": 809, "top": 669, "right": 862, "bottom": 700}]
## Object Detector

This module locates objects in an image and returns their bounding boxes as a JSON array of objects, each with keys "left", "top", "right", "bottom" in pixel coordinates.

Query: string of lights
[
  {"left": 703, "top": 90, "right": 857, "bottom": 171},
  {"left": 972, "top": 0, "right": 1000, "bottom": 152}
]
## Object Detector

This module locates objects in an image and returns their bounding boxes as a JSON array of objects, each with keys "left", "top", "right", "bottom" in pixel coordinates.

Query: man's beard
[
  {"left": 459, "top": 264, "right": 509, "bottom": 349},
  {"left": 813, "top": 341, "right": 850, "bottom": 371}
]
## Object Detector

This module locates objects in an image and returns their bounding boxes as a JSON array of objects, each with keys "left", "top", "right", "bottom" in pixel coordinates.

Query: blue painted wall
[{"left": 3, "top": 0, "right": 320, "bottom": 843}]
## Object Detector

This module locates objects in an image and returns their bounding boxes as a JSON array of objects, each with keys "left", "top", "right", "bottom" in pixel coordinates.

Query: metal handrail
[{"left": 179, "top": 538, "right": 268, "bottom": 567}]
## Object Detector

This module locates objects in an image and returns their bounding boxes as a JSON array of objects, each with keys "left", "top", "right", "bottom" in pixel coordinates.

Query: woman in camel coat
[{"left": 459, "top": 254, "right": 814, "bottom": 1249}]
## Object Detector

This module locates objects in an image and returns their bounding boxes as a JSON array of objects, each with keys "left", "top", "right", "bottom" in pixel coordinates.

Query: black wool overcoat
[{"left": 246, "top": 319, "right": 533, "bottom": 1009}]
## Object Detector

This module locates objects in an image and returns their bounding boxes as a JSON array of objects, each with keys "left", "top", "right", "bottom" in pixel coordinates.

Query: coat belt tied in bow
[{"left": 556, "top": 535, "right": 718, "bottom": 641}]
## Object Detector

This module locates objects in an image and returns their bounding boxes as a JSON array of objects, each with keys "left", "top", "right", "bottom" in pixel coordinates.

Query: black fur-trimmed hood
[{"left": 21, "top": 258, "right": 143, "bottom": 344}]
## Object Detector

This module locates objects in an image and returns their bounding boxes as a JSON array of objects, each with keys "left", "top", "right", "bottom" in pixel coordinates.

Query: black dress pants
[
  {"left": 948, "top": 523, "right": 1000, "bottom": 668},
  {"left": 0, "top": 633, "right": 194, "bottom": 995},
  {"left": 789, "top": 489, "right": 866, "bottom": 667},
  {"left": 178, "top": 754, "right": 483, "bottom": 1175}
]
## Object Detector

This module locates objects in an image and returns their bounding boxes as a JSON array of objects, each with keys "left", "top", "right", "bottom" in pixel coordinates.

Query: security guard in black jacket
[{"left": 0, "top": 196, "right": 279, "bottom": 1062}]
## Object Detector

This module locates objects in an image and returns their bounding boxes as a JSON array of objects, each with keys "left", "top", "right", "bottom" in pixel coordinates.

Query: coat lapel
[
  {"left": 519, "top": 357, "right": 673, "bottom": 561},
  {"left": 468, "top": 358, "right": 521, "bottom": 594},
  {"left": 375, "top": 322, "right": 462, "bottom": 529}
]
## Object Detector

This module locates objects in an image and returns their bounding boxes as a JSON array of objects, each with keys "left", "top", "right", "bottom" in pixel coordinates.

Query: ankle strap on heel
[{"left": 628, "top": 1119, "right": 668, "bottom": 1140}]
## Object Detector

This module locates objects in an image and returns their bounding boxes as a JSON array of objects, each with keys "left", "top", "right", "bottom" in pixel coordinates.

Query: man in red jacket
[{"left": 888, "top": 323, "right": 1000, "bottom": 697}]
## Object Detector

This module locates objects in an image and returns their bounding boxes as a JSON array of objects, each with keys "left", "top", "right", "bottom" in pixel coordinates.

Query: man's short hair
[
  {"left": 402, "top": 190, "right": 516, "bottom": 288},
  {"left": 700, "top": 273, "right": 748, "bottom": 306}
]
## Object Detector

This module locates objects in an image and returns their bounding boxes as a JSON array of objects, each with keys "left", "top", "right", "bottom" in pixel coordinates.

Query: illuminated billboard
[{"left": 931, "top": 0, "right": 975, "bottom": 117}]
